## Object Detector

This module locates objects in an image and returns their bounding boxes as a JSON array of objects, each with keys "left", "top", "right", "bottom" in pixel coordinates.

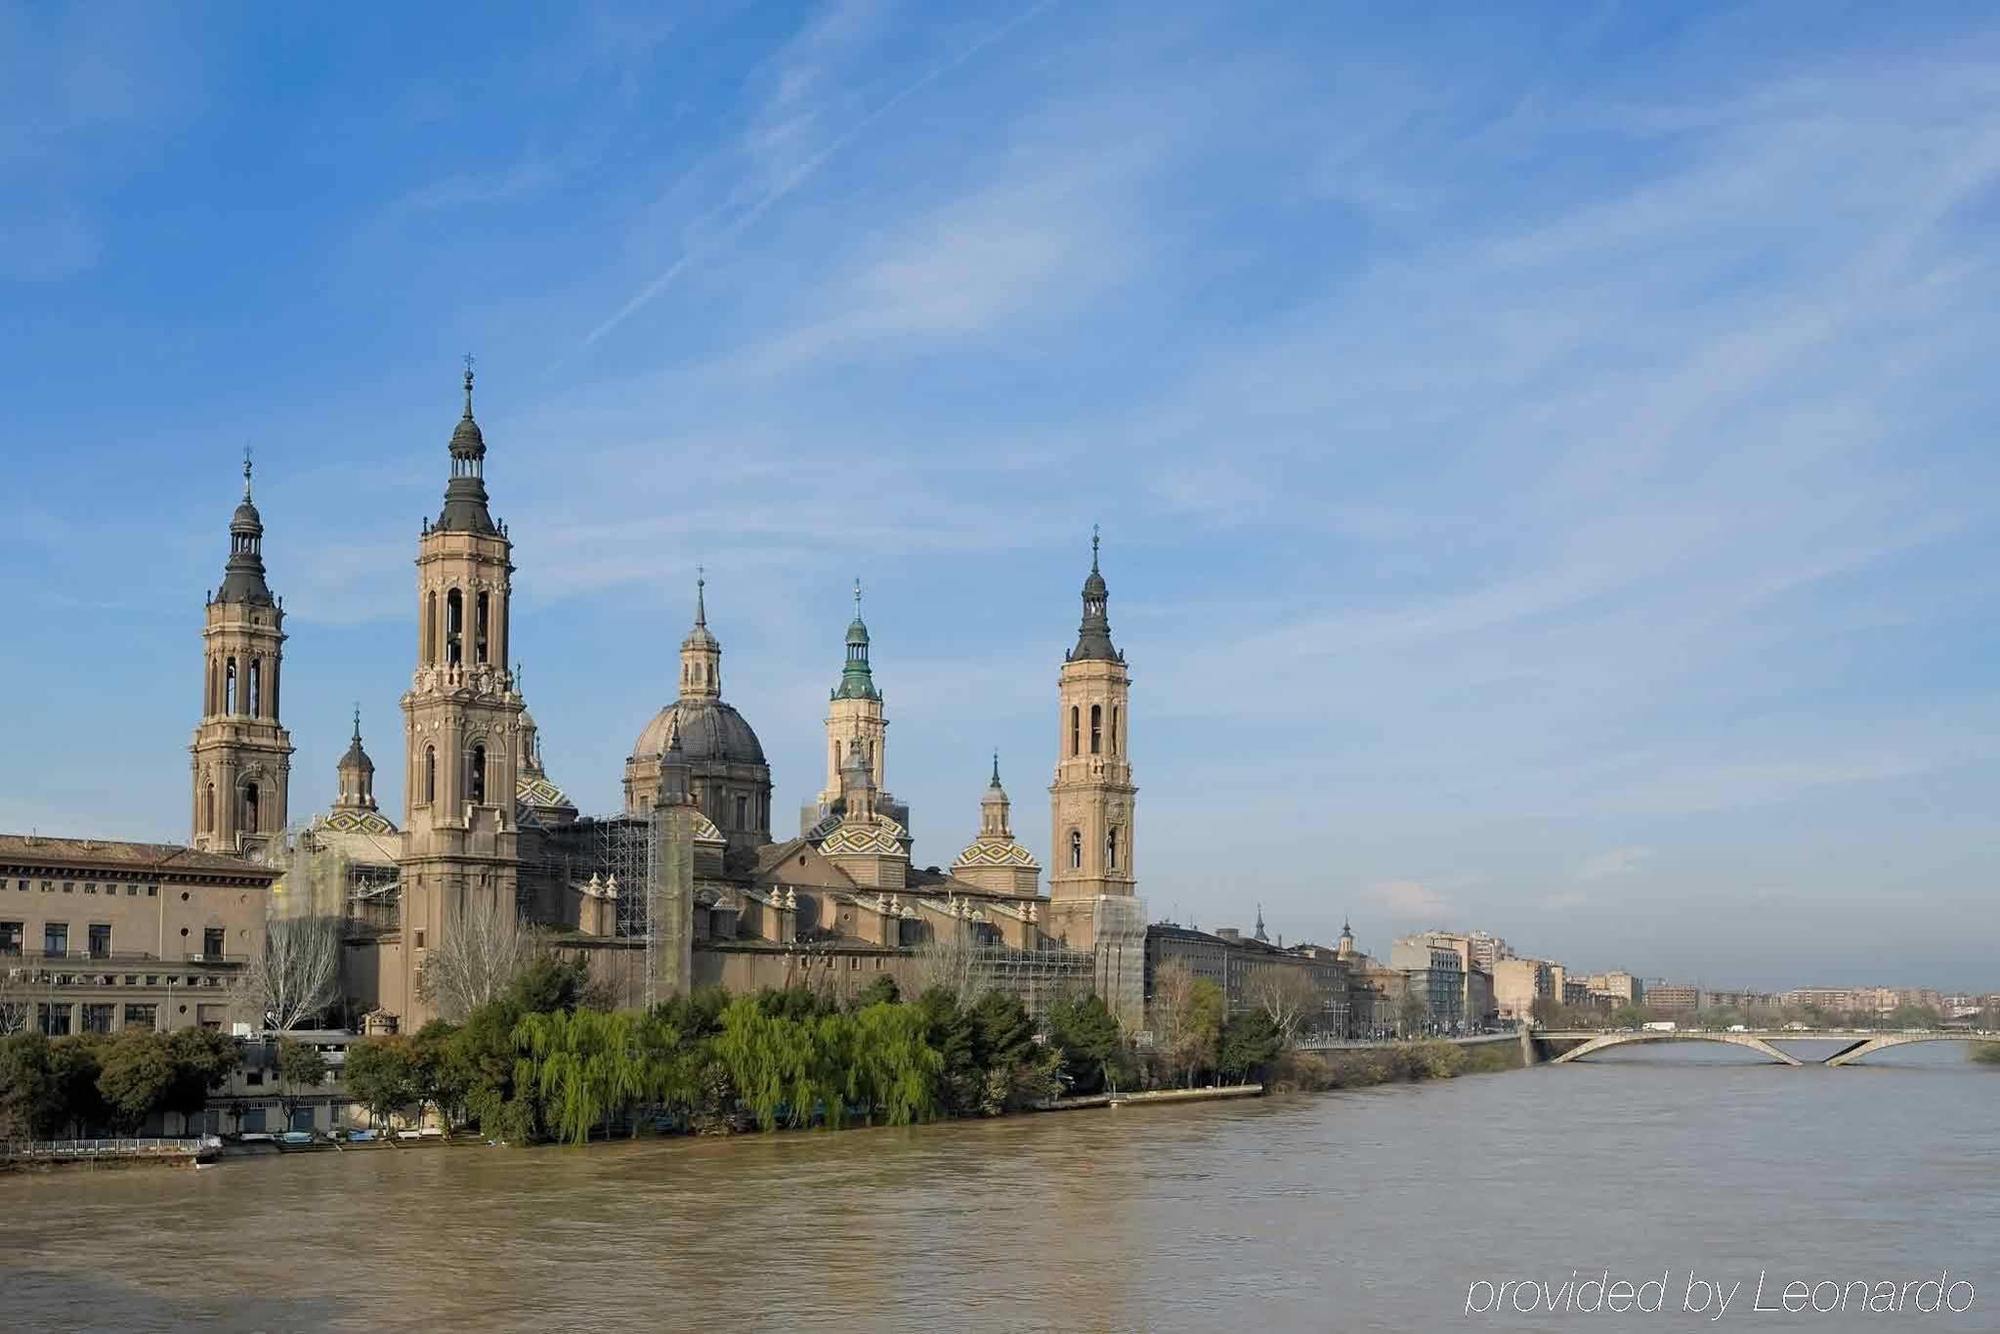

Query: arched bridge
[{"left": 1539, "top": 1029, "right": 2000, "bottom": 1067}]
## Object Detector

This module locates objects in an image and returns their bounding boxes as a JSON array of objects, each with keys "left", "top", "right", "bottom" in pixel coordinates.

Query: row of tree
[
  {"left": 341, "top": 957, "right": 1289, "bottom": 1145},
  {"left": 0, "top": 1027, "right": 242, "bottom": 1139}
]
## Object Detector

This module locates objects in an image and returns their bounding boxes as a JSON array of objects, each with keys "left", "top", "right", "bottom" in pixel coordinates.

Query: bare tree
[
  {"left": 914, "top": 929, "right": 985, "bottom": 1004},
  {"left": 245, "top": 915, "right": 343, "bottom": 1032},
  {"left": 417, "top": 893, "right": 529, "bottom": 1020},
  {"left": 0, "top": 966, "right": 38, "bottom": 1035},
  {"left": 1248, "top": 968, "right": 1319, "bottom": 1046},
  {"left": 1149, "top": 959, "right": 1223, "bottom": 1087}
]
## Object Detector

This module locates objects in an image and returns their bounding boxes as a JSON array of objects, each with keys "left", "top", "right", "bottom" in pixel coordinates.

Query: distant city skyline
[{"left": 4, "top": 4, "right": 1998, "bottom": 987}]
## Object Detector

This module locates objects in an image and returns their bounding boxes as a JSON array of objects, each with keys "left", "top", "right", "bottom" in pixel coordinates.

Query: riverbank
[{"left": 1272, "top": 1036, "right": 1526, "bottom": 1093}]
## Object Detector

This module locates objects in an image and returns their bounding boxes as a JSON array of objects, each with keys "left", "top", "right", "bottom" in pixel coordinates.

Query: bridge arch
[{"left": 1549, "top": 1031, "right": 1801, "bottom": 1065}]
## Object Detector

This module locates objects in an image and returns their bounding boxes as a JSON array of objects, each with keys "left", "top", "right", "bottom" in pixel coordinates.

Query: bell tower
[
  {"left": 396, "top": 362, "right": 524, "bottom": 1023},
  {"left": 190, "top": 454, "right": 293, "bottom": 859},
  {"left": 1047, "top": 529, "right": 1137, "bottom": 949}
]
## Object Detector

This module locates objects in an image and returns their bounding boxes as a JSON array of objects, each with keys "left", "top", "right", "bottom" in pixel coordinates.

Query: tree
[
  {"left": 846, "top": 1002, "right": 942, "bottom": 1125},
  {"left": 409, "top": 1020, "right": 467, "bottom": 1128},
  {"left": 277, "top": 1038, "right": 328, "bottom": 1126},
  {"left": 245, "top": 915, "right": 342, "bottom": 1032},
  {"left": 913, "top": 932, "right": 985, "bottom": 1005},
  {"left": 1607, "top": 1003, "right": 1648, "bottom": 1031},
  {"left": 852, "top": 974, "right": 900, "bottom": 1009},
  {"left": 508, "top": 953, "right": 599, "bottom": 1015},
  {"left": 1218, "top": 1011, "right": 1284, "bottom": 1083},
  {"left": 417, "top": 893, "right": 530, "bottom": 1021},
  {"left": 1247, "top": 969, "right": 1318, "bottom": 1046},
  {"left": 1150, "top": 961, "right": 1224, "bottom": 1087},
  {"left": 344, "top": 1035, "right": 419, "bottom": 1128},
  {"left": 0, "top": 1033, "right": 61, "bottom": 1138},
  {"left": 1044, "top": 992, "right": 1126, "bottom": 1096},
  {"left": 1396, "top": 992, "right": 1430, "bottom": 1038},
  {"left": 47, "top": 1036, "right": 108, "bottom": 1137},
  {"left": 96, "top": 1032, "right": 177, "bottom": 1132},
  {"left": 914, "top": 988, "right": 979, "bottom": 1115},
  {"left": 161, "top": 1028, "right": 238, "bottom": 1134}
]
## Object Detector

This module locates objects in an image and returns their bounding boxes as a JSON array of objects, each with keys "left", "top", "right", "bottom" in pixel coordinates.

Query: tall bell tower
[
  {"left": 190, "top": 455, "right": 293, "bottom": 859},
  {"left": 396, "top": 363, "right": 524, "bottom": 1023},
  {"left": 1047, "top": 529, "right": 1137, "bottom": 950}
]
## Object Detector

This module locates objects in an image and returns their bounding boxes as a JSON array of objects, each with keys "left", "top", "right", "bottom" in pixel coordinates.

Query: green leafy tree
[
  {"left": 508, "top": 954, "right": 598, "bottom": 1015},
  {"left": 1218, "top": 1011, "right": 1284, "bottom": 1083},
  {"left": 852, "top": 975, "right": 901, "bottom": 1009},
  {"left": 846, "top": 1002, "right": 941, "bottom": 1125},
  {"left": 96, "top": 1032, "right": 177, "bottom": 1132},
  {"left": 161, "top": 1027, "right": 238, "bottom": 1135},
  {"left": 343, "top": 1036, "right": 419, "bottom": 1128},
  {"left": 410, "top": 1020, "right": 467, "bottom": 1128},
  {"left": 0, "top": 1033, "right": 62, "bottom": 1138},
  {"left": 277, "top": 1038, "right": 328, "bottom": 1126},
  {"left": 1045, "top": 992, "right": 1126, "bottom": 1096},
  {"left": 48, "top": 1036, "right": 108, "bottom": 1136},
  {"left": 913, "top": 988, "right": 979, "bottom": 1115}
]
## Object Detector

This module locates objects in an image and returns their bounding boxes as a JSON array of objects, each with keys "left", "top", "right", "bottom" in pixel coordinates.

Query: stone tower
[
  {"left": 803, "top": 580, "right": 909, "bottom": 834},
  {"left": 190, "top": 456, "right": 293, "bottom": 859},
  {"left": 1046, "top": 531, "right": 1137, "bottom": 950},
  {"left": 396, "top": 365, "right": 524, "bottom": 1023}
]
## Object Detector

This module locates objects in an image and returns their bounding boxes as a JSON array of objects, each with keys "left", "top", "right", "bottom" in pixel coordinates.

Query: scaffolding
[{"left": 970, "top": 944, "right": 1096, "bottom": 1019}]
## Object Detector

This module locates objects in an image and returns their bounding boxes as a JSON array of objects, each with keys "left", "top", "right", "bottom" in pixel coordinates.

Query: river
[{"left": 3, "top": 1042, "right": 1994, "bottom": 1332}]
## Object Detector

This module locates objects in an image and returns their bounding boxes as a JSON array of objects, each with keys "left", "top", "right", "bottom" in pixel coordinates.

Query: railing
[
  {"left": 183, "top": 951, "right": 248, "bottom": 965},
  {"left": 1, "top": 948, "right": 163, "bottom": 963},
  {"left": 2, "top": 1136, "right": 217, "bottom": 1161}
]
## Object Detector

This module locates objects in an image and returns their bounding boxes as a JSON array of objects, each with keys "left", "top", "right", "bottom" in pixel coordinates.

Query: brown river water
[{"left": 2, "top": 1043, "right": 1994, "bottom": 1332}]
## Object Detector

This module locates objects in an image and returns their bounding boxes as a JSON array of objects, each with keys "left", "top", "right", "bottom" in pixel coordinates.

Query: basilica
[{"left": 189, "top": 370, "right": 1146, "bottom": 1029}]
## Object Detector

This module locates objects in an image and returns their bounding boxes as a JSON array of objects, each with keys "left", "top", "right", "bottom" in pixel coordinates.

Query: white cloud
[
  {"left": 1370, "top": 879, "right": 1454, "bottom": 922},
  {"left": 1576, "top": 846, "right": 1652, "bottom": 882}
]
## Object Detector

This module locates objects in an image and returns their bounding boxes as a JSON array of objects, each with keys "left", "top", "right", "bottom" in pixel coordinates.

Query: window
[
  {"left": 1068, "top": 830, "right": 1083, "bottom": 870},
  {"left": 147, "top": 884, "right": 158, "bottom": 898},
  {"left": 1107, "top": 826, "right": 1120, "bottom": 870},
  {"left": 203, "top": 928, "right": 226, "bottom": 959},
  {"left": 475, "top": 590, "right": 490, "bottom": 664},
  {"left": 248, "top": 658, "right": 262, "bottom": 718},
  {"left": 414, "top": 929, "right": 426, "bottom": 949},
  {"left": 0, "top": 921, "right": 20, "bottom": 955},
  {"left": 84, "top": 882, "right": 96, "bottom": 895},
  {"left": 1070, "top": 706, "right": 1080, "bottom": 756},
  {"left": 1112, "top": 705, "right": 1120, "bottom": 756},
  {"left": 202, "top": 780, "right": 215, "bottom": 833},
  {"left": 468, "top": 743, "right": 487, "bottom": 804},
  {"left": 243, "top": 782, "right": 260, "bottom": 835},
  {"left": 445, "top": 588, "right": 464, "bottom": 666},
  {"left": 88, "top": 924, "right": 111, "bottom": 958},
  {"left": 735, "top": 795, "right": 748, "bottom": 828},
  {"left": 38, "top": 1003, "right": 72, "bottom": 1037},
  {"left": 424, "top": 746, "right": 437, "bottom": 805},
  {"left": 81, "top": 1003, "right": 113, "bottom": 1035},
  {"left": 123, "top": 1003, "right": 157, "bottom": 1029},
  {"left": 246, "top": 1069, "right": 264, "bottom": 1086},
  {"left": 62, "top": 881, "right": 73, "bottom": 894},
  {"left": 1090, "top": 704, "right": 1102, "bottom": 755},
  {"left": 424, "top": 590, "right": 438, "bottom": 666},
  {"left": 43, "top": 923, "right": 67, "bottom": 956},
  {"left": 126, "top": 884, "right": 137, "bottom": 897},
  {"left": 225, "top": 657, "right": 238, "bottom": 713}
]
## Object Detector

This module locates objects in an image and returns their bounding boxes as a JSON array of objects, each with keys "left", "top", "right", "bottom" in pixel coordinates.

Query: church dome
[{"left": 631, "top": 697, "right": 766, "bottom": 766}]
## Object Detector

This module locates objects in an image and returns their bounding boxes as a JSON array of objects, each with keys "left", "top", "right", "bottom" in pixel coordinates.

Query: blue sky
[{"left": 4, "top": 2, "right": 1997, "bottom": 989}]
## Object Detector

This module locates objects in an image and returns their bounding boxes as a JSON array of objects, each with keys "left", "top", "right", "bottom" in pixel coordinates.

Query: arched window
[
  {"left": 225, "top": 658, "right": 238, "bottom": 714},
  {"left": 242, "top": 782, "right": 260, "bottom": 835},
  {"left": 1111, "top": 705, "right": 1120, "bottom": 756},
  {"left": 207, "top": 658, "right": 219, "bottom": 714},
  {"left": 1090, "top": 704, "right": 1102, "bottom": 755},
  {"left": 424, "top": 747, "right": 436, "bottom": 805},
  {"left": 1069, "top": 706, "right": 1080, "bottom": 756},
  {"left": 1107, "top": 826, "right": 1120, "bottom": 869},
  {"left": 475, "top": 591, "right": 490, "bottom": 664},
  {"left": 735, "top": 794, "right": 748, "bottom": 829},
  {"left": 423, "top": 591, "right": 438, "bottom": 666},
  {"left": 268, "top": 659, "right": 279, "bottom": 719},
  {"left": 468, "top": 743, "right": 487, "bottom": 805},
  {"left": 1068, "top": 829, "right": 1082, "bottom": 869},
  {"left": 202, "top": 782, "right": 215, "bottom": 832},
  {"left": 248, "top": 660, "right": 262, "bottom": 719},
  {"left": 445, "top": 589, "right": 464, "bottom": 666}
]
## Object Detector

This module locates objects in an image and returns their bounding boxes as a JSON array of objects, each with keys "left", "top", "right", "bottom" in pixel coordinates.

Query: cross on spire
[
  {"left": 695, "top": 565, "right": 707, "bottom": 626},
  {"left": 462, "top": 353, "right": 475, "bottom": 415},
  {"left": 242, "top": 446, "right": 254, "bottom": 500},
  {"left": 1091, "top": 522, "right": 1100, "bottom": 571},
  {"left": 853, "top": 576, "right": 862, "bottom": 612},
  {"left": 351, "top": 703, "right": 361, "bottom": 741}
]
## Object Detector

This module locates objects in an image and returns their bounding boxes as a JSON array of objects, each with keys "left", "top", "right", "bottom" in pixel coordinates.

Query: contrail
[{"left": 583, "top": 0, "right": 1057, "bottom": 350}]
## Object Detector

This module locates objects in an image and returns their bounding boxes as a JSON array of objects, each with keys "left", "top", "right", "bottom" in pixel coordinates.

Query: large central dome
[{"left": 631, "top": 697, "right": 766, "bottom": 766}]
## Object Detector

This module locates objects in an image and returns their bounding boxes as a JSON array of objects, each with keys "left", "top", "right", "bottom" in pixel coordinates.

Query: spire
[
  {"left": 833, "top": 577, "right": 881, "bottom": 700},
  {"left": 680, "top": 570, "right": 721, "bottom": 700},
  {"left": 1068, "top": 526, "right": 1118, "bottom": 662},
  {"left": 990, "top": 749, "right": 1002, "bottom": 788},
  {"left": 216, "top": 453, "right": 274, "bottom": 605},
  {"left": 1254, "top": 903, "right": 1269, "bottom": 944},
  {"left": 980, "top": 751, "right": 1011, "bottom": 837},
  {"left": 436, "top": 357, "right": 497, "bottom": 534},
  {"left": 335, "top": 705, "right": 377, "bottom": 810}
]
